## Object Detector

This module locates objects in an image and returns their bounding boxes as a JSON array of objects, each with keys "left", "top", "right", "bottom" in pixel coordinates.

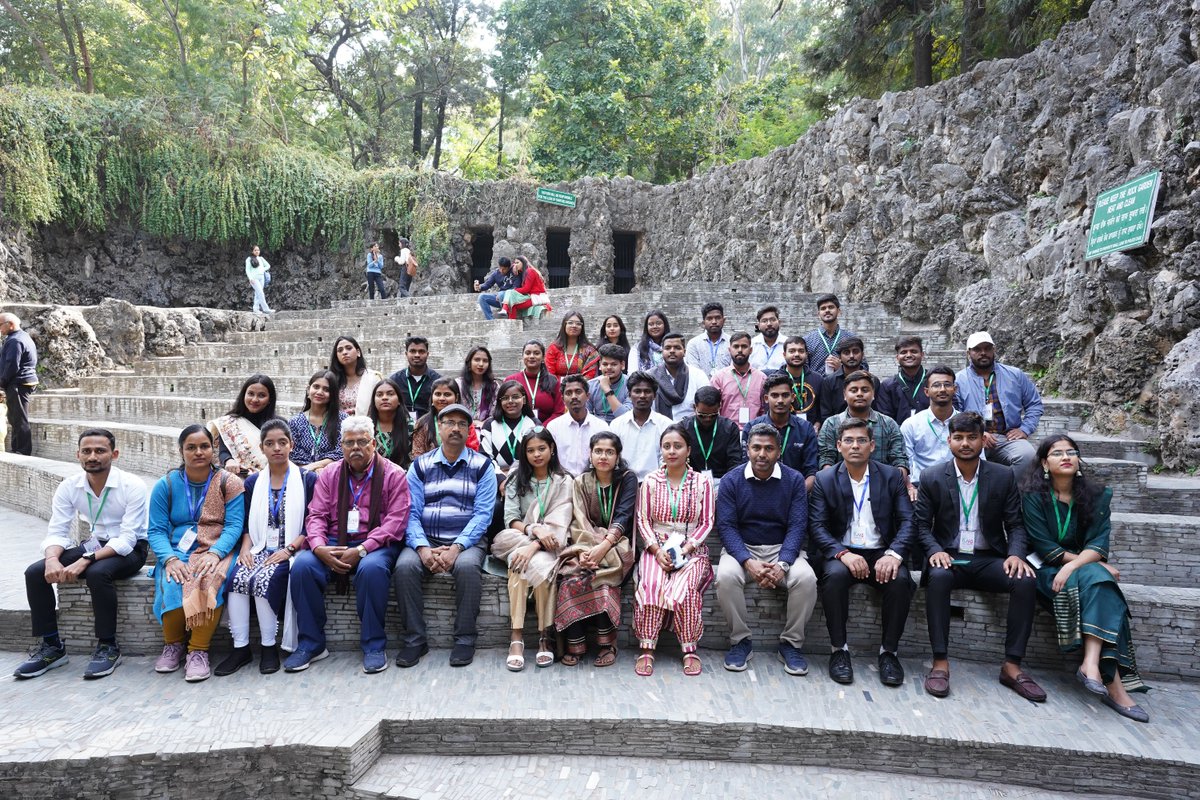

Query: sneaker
[
  {"left": 214, "top": 646, "right": 253, "bottom": 677},
  {"left": 449, "top": 643, "right": 475, "bottom": 667},
  {"left": 184, "top": 651, "right": 211, "bottom": 682},
  {"left": 13, "top": 641, "right": 68, "bottom": 679},
  {"left": 154, "top": 642, "right": 186, "bottom": 674},
  {"left": 723, "top": 638, "right": 753, "bottom": 672},
  {"left": 395, "top": 643, "right": 429, "bottom": 668},
  {"left": 362, "top": 650, "right": 388, "bottom": 674},
  {"left": 283, "top": 648, "right": 330, "bottom": 673},
  {"left": 778, "top": 642, "right": 809, "bottom": 676},
  {"left": 83, "top": 643, "right": 121, "bottom": 679}
]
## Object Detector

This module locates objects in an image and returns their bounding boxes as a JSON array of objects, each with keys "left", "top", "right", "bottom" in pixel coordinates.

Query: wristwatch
[
  {"left": 777, "top": 561, "right": 791, "bottom": 573},
  {"left": 285, "top": 544, "right": 297, "bottom": 555},
  {"left": 357, "top": 545, "right": 368, "bottom": 559},
  {"left": 82, "top": 552, "right": 97, "bottom": 563},
  {"left": 604, "top": 390, "right": 616, "bottom": 398}
]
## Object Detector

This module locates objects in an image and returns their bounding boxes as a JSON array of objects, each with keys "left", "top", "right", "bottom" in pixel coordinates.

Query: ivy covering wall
[{"left": 0, "top": 87, "right": 449, "bottom": 257}]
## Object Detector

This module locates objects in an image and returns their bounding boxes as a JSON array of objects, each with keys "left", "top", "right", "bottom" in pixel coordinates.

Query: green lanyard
[
  {"left": 926, "top": 416, "right": 944, "bottom": 440},
  {"left": 597, "top": 482, "right": 615, "bottom": 527},
  {"left": 780, "top": 424, "right": 791, "bottom": 451},
  {"left": 732, "top": 369, "right": 752, "bottom": 400},
  {"left": 85, "top": 487, "right": 112, "bottom": 529},
  {"left": 307, "top": 415, "right": 325, "bottom": 451},
  {"left": 500, "top": 418, "right": 525, "bottom": 461},
  {"left": 407, "top": 374, "right": 426, "bottom": 409},
  {"left": 900, "top": 368, "right": 926, "bottom": 401},
  {"left": 692, "top": 420, "right": 715, "bottom": 467},
  {"left": 959, "top": 480, "right": 980, "bottom": 525},
  {"left": 533, "top": 477, "right": 548, "bottom": 519},
  {"left": 983, "top": 372, "right": 996, "bottom": 399},
  {"left": 1051, "top": 496, "right": 1074, "bottom": 542},
  {"left": 667, "top": 470, "right": 688, "bottom": 520},
  {"left": 821, "top": 329, "right": 841, "bottom": 357}
]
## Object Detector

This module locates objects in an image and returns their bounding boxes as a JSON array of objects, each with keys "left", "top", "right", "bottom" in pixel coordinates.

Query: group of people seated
[{"left": 13, "top": 295, "right": 1149, "bottom": 723}]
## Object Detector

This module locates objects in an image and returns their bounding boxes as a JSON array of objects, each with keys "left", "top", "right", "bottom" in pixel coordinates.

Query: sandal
[
  {"left": 594, "top": 643, "right": 618, "bottom": 668},
  {"left": 635, "top": 652, "right": 655, "bottom": 677},
  {"left": 536, "top": 637, "right": 554, "bottom": 668},
  {"left": 561, "top": 652, "right": 579, "bottom": 667},
  {"left": 682, "top": 652, "right": 702, "bottom": 677},
  {"left": 506, "top": 640, "right": 525, "bottom": 672}
]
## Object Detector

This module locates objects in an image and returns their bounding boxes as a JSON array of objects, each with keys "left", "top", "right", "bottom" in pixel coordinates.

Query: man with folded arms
[
  {"left": 394, "top": 403, "right": 497, "bottom": 668},
  {"left": 809, "top": 418, "right": 915, "bottom": 688},
  {"left": 913, "top": 411, "right": 1045, "bottom": 702},
  {"left": 16, "top": 429, "right": 149, "bottom": 680},
  {"left": 715, "top": 423, "right": 816, "bottom": 676},
  {"left": 285, "top": 415, "right": 409, "bottom": 674}
]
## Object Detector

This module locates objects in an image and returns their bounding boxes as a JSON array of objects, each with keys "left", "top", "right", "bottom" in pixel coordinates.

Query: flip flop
[{"left": 635, "top": 652, "right": 655, "bottom": 677}]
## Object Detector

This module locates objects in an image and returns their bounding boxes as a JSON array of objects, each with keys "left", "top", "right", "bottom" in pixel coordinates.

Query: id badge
[
  {"left": 178, "top": 527, "right": 198, "bottom": 552},
  {"left": 959, "top": 527, "right": 976, "bottom": 554},
  {"left": 700, "top": 470, "right": 713, "bottom": 486},
  {"left": 409, "top": 411, "right": 418, "bottom": 425},
  {"left": 738, "top": 407, "right": 750, "bottom": 425},
  {"left": 347, "top": 508, "right": 361, "bottom": 534},
  {"left": 82, "top": 537, "right": 100, "bottom": 554},
  {"left": 850, "top": 519, "right": 867, "bottom": 548},
  {"left": 983, "top": 404, "right": 994, "bottom": 421}
]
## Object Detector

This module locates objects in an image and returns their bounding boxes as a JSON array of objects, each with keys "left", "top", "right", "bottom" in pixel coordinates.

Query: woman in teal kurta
[{"left": 1021, "top": 434, "right": 1148, "bottom": 722}]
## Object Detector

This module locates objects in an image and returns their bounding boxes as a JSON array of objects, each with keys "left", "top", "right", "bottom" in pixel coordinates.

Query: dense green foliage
[{"left": 0, "top": 87, "right": 448, "bottom": 254}]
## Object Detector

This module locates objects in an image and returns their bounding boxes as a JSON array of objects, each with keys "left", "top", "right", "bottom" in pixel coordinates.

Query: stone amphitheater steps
[
  {"left": 347, "top": 753, "right": 1127, "bottom": 799},
  {"left": 32, "top": 393, "right": 304, "bottom": 427}
]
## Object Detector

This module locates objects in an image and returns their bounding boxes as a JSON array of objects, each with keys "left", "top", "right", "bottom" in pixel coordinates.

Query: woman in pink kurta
[{"left": 633, "top": 424, "right": 714, "bottom": 677}]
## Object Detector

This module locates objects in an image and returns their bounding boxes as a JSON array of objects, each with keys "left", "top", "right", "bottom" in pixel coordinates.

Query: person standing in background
[
  {"left": 365, "top": 242, "right": 389, "bottom": 300},
  {"left": 0, "top": 312, "right": 37, "bottom": 455},
  {"left": 245, "top": 245, "right": 273, "bottom": 315},
  {"left": 394, "top": 238, "right": 416, "bottom": 298}
]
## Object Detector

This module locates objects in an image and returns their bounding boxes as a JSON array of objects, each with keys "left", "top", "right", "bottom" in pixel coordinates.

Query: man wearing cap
[
  {"left": 393, "top": 403, "right": 497, "bottom": 668},
  {"left": 955, "top": 332, "right": 1043, "bottom": 475}
]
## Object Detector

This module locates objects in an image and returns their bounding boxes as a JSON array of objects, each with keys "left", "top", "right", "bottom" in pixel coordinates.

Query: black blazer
[
  {"left": 808, "top": 462, "right": 914, "bottom": 561},
  {"left": 912, "top": 459, "right": 1027, "bottom": 561}
]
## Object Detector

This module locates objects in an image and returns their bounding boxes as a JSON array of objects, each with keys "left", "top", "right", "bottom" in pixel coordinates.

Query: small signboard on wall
[
  {"left": 1084, "top": 171, "right": 1161, "bottom": 260},
  {"left": 536, "top": 187, "right": 577, "bottom": 208}
]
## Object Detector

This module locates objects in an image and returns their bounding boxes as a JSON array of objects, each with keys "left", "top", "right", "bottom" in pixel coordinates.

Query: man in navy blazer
[
  {"left": 809, "top": 417, "right": 915, "bottom": 687},
  {"left": 913, "top": 411, "right": 1045, "bottom": 702}
]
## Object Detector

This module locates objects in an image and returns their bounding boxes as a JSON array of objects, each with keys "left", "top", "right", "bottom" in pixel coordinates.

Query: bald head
[{"left": 0, "top": 313, "right": 20, "bottom": 332}]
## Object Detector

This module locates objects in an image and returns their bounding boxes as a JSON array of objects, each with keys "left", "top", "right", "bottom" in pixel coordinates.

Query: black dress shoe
[
  {"left": 878, "top": 652, "right": 905, "bottom": 687},
  {"left": 395, "top": 643, "right": 429, "bottom": 668},
  {"left": 828, "top": 649, "right": 854, "bottom": 684},
  {"left": 214, "top": 646, "right": 253, "bottom": 677},
  {"left": 449, "top": 643, "right": 475, "bottom": 667},
  {"left": 259, "top": 645, "right": 281, "bottom": 675}
]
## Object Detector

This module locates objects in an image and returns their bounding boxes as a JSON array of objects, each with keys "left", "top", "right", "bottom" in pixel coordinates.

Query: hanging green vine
[{"left": 0, "top": 86, "right": 449, "bottom": 256}]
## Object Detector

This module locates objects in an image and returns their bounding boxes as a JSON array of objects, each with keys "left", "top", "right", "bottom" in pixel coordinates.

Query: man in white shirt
[
  {"left": 684, "top": 302, "right": 731, "bottom": 377},
  {"left": 900, "top": 365, "right": 961, "bottom": 499},
  {"left": 547, "top": 375, "right": 610, "bottom": 475},
  {"left": 749, "top": 305, "right": 787, "bottom": 371},
  {"left": 16, "top": 429, "right": 149, "bottom": 680},
  {"left": 649, "top": 332, "right": 708, "bottom": 421},
  {"left": 610, "top": 372, "right": 674, "bottom": 480}
]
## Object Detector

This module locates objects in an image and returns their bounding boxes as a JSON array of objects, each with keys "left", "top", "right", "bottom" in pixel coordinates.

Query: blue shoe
[
  {"left": 362, "top": 650, "right": 388, "bottom": 674},
  {"left": 724, "top": 638, "right": 753, "bottom": 672},
  {"left": 83, "top": 643, "right": 121, "bottom": 679},
  {"left": 282, "top": 648, "right": 329, "bottom": 673},
  {"left": 778, "top": 642, "right": 809, "bottom": 676},
  {"left": 13, "top": 640, "right": 68, "bottom": 679}
]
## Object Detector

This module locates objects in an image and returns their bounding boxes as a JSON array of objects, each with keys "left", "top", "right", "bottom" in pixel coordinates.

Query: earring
[
  {"left": 1076, "top": 466, "right": 1082, "bottom": 476},
  {"left": 1042, "top": 469, "right": 1049, "bottom": 479}
]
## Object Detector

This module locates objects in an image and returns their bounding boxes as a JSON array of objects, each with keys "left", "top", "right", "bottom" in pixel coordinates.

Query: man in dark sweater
[
  {"left": 680, "top": 386, "right": 744, "bottom": 481},
  {"left": 387, "top": 336, "right": 442, "bottom": 422},
  {"left": 875, "top": 335, "right": 930, "bottom": 423},
  {"left": 0, "top": 313, "right": 38, "bottom": 455},
  {"left": 715, "top": 423, "right": 817, "bottom": 676}
]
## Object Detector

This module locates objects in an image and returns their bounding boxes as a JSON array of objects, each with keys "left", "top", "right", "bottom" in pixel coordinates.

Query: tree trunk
[
  {"left": 0, "top": 0, "right": 61, "bottom": 83},
  {"left": 431, "top": 91, "right": 447, "bottom": 169},
  {"left": 159, "top": 0, "right": 189, "bottom": 81},
  {"left": 54, "top": 0, "right": 82, "bottom": 90},
  {"left": 913, "top": 0, "right": 933, "bottom": 86},
  {"left": 413, "top": 93, "right": 423, "bottom": 160},
  {"left": 961, "top": 0, "right": 986, "bottom": 72},
  {"left": 1003, "top": 0, "right": 1039, "bottom": 57},
  {"left": 72, "top": 7, "right": 94, "bottom": 93},
  {"left": 496, "top": 87, "right": 505, "bottom": 170}
]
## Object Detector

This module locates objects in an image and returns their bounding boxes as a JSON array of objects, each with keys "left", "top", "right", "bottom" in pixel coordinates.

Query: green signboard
[
  {"left": 1084, "top": 171, "right": 1161, "bottom": 260},
  {"left": 536, "top": 187, "right": 577, "bottom": 208}
]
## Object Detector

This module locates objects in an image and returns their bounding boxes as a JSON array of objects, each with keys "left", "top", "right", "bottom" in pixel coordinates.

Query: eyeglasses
[
  {"left": 928, "top": 382, "right": 955, "bottom": 390},
  {"left": 439, "top": 419, "right": 471, "bottom": 430},
  {"left": 1047, "top": 449, "right": 1079, "bottom": 458},
  {"left": 839, "top": 437, "right": 872, "bottom": 446},
  {"left": 694, "top": 412, "right": 719, "bottom": 420},
  {"left": 343, "top": 438, "right": 374, "bottom": 449}
]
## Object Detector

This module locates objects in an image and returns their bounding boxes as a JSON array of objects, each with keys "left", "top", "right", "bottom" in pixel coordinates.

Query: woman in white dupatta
[
  {"left": 214, "top": 420, "right": 317, "bottom": 676},
  {"left": 208, "top": 373, "right": 277, "bottom": 476}
]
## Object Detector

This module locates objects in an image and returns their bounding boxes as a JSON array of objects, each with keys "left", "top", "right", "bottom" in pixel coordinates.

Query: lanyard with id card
[
  {"left": 347, "top": 463, "right": 375, "bottom": 534},
  {"left": 178, "top": 471, "right": 215, "bottom": 553},
  {"left": 850, "top": 479, "right": 870, "bottom": 547},
  {"left": 83, "top": 487, "right": 112, "bottom": 552},
  {"left": 958, "top": 479, "right": 980, "bottom": 553}
]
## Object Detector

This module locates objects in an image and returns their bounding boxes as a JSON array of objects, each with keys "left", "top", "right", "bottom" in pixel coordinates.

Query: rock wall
[{"left": 0, "top": 0, "right": 1196, "bottom": 463}]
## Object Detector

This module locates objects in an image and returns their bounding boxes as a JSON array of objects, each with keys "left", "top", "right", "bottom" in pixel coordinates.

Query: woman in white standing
[
  {"left": 393, "top": 237, "right": 415, "bottom": 298},
  {"left": 245, "top": 245, "right": 273, "bottom": 314}
]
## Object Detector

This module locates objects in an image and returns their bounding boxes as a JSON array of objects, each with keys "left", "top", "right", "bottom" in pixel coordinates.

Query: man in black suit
[
  {"left": 913, "top": 411, "right": 1045, "bottom": 702},
  {"left": 809, "top": 418, "right": 915, "bottom": 687}
]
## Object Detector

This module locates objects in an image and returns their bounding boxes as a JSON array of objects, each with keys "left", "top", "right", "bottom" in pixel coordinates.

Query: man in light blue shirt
[
  {"left": 900, "top": 365, "right": 962, "bottom": 500},
  {"left": 954, "top": 332, "right": 1043, "bottom": 476}
]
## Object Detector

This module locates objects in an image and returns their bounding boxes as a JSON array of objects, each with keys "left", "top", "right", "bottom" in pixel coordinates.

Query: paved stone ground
[
  {"left": 351, "top": 754, "right": 1130, "bottom": 799},
  {"left": 0, "top": 509, "right": 44, "bottom": 610},
  {"left": 0, "top": 648, "right": 1193, "bottom": 784}
]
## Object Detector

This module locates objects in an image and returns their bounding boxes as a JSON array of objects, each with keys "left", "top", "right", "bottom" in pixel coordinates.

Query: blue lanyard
[
  {"left": 707, "top": 338, "right": 722, "bottom": 368},
  {"left": 181, "top": 470, "right": 215, "bottom": 524},
  {"left": 853, "top": 475, "right": 870, "bottom": 514},
  {"left": 268, "top": 469, "right": 288, "bottom": 524},
  {"left": 349, "top": 463, "right": 375, "bottom": 507}
]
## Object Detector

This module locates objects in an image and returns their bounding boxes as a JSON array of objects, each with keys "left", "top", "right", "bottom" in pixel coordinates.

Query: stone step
[
  {"left": 76, "top": 374, "right": 325, "bottom": 399},
  {"left": 31, "top": 394, "right": 304, "bottom": 428},
  {"left": 1071, "top": 431, "right": 1157, "bottom": 465},
  {"left": 23, "top": 565, "right": 1196, "bottom": 680},
  {"left": 0, "top": 453, "right": 156, "bottom": 522},
  {"left": 348, "top": 753, "right": 1124, "bottom": 800},
  {"left": 1142, "top": 474, "right": 1200, "bottom": 517},
  {"left": 31, "top": 419, "right": 183, "bottom": 478}
]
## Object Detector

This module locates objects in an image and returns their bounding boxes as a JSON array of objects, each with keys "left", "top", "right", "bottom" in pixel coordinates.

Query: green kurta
[{"left": 1021, "top": 487, "right": 1145, "bottom": 691}]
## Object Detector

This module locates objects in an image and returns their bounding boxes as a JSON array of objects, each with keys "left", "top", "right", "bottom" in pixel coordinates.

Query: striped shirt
[{"left": 406, "top": 447, "right": 497, "bottom": 549}]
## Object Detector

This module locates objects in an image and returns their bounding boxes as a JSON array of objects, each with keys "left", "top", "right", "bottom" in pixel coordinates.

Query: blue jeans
[
  {"left": 366, "top": 272, "right": 388, "bottom": 300},
  {"left": 290, "top": 544, "right": 400, "bottom": 654},
  {"left": 478, "top": 293, "right": 503, "bottom": 320}
]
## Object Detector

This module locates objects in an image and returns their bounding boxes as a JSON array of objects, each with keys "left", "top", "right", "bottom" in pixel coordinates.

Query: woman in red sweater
[
  {"left": 500, "top": 256, "right": 553, "bottom": 319},
  {"left": 504, "top": 340, "right": 565, "bottom": 424},
  {"left": 546, "top": 312, "right": 600, "bottom": 379}
]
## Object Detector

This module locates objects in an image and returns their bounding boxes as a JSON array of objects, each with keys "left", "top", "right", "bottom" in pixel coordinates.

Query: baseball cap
[{"left": 966, "top": 331, "right": 994, "bottom": 349}]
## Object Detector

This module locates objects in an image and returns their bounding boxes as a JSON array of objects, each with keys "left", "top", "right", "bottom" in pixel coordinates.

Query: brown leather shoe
[
  {"left": 924, "top": 668, "right": 950, "bottom": 697},
  {"left": 999, "top": 669, "right": 1047, "bottom": 702}
]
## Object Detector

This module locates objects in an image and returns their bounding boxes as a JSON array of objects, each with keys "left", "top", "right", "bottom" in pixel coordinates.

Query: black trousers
[
  {"left": 925, "top": 553, "right": 1037, "bottom": 661},
  {"left": 5, "top": 383, "right": 34, "bottom": 455},
  {"left": 366, "top": 272, "right": 389, "bottom": 300},
  {"left": 819, "top": 548, "right": 914, "bottom": 652},
  {"left": 26, "top": 541, "right": 148, "bottom": 642}
]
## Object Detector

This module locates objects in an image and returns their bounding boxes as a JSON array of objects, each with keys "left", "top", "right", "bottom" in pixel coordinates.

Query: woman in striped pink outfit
[{"left": 633, "top": 424, "right": 715, "bottom": 677}]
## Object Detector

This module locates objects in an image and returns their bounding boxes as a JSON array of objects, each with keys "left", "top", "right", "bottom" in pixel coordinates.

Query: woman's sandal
[
  {"left": 561, "top": 652, "right": 580, "bottom": 667},
  {"left": 506, "top": 640, "right": 525, "bottom": 672},
  {"left": 682, "top": 652, "right": 702, "bottom": 677},
  {"left": 594, "top": 644, "right": 618, "bottom": 668},
  {"left": 536, "top": 637, "right": 554, "bottom": 668},
  {"left": 635, "top": 652, "right": 655, "bottom": 677}
]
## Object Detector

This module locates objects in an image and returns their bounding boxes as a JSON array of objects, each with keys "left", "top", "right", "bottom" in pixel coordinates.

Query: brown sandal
[
  {"left": 682, "top": 652, "right": 702, "bottom": 676},
  {"left": 561, "top": 652, "right": 580, "bottom": 667},
  {"left": 635, "top": 652, "right": 655, "bottom": 677},
  {"left": 593, "top": 644, "right": 618, "bottom": 668}
]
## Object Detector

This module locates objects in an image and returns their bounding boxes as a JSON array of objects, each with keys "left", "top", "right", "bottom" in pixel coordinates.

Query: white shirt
[
  {"left": 900, "top": 407, "right": 954, "bottom": 485},
  {"left": 610, "top": 410, "right": 675, "bottom": 480},
  {"left": 844, "top": 468, "right": 881, "bottom": 549},
  {"left": 41, "top": 466, "right": 150, "bottom": 556},
  {"left": 749, "top": 333, "right": 787, "bottom": 371},
  {"left": 954, "top": 461, "right": 982, "bottom": 552},
  {"left": 663, "top": 364, "right": 710, "bottom": 421},
  {"left": 685, "top": 332, "right": 731, "bottom": 377},
  {"left": 742, "top": 462, "right": 782, "bottom": 481},
  {"left": 244, "top": 256, "right": 270, "bottom": 282},
  {"left": 546, "top": 412, "right": 610, "bottom": 476},
  {"left": 394, "top": 247, "right": 412, "bottom": 267}
]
